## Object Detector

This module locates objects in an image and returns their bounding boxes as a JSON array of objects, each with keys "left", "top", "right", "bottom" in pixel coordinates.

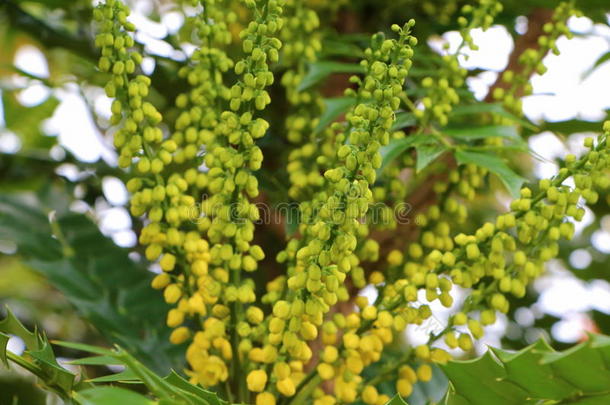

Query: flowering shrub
[{"left": 1, "top": 0, "right": 610, "bottom": 404}]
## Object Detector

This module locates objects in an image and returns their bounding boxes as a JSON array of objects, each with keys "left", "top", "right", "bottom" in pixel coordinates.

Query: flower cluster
[
  {"left": 187, "top": 0, "right": 285, "bottom": 392},
  {"left": 265, "top": 22, "right": 419, "bottom": 403},
  {"left": 93, "top": 1, "right": 607, "bottom": 404},
  {"left": 415, "top": 0, "right": 503, "bottom": 127},
  {"left": 492, "top": 1, "right": 581, "bottom": 115}
]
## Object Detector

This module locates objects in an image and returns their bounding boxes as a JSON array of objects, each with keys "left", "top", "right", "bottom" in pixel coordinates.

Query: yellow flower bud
[
  {"left": 396, "top": 379, "right": 413, "bottom": 397},
  {"left": 247, "top": 369, "right": 268, "bottom": 393},
  {"left": 276, "top": 378, "right": 295, "bottom": 397},
  {"left": 169, "top": 326, "right": 190, "bottom": 344},
  {"left": 163, "top": 284, "right": 182, "bottom": 304},
  {"left": 362, "top": 385, "right": 379, "bottom": 404},
  {"left": 166, "top": 309, "right": 184, "bottom": 328},
  {"left": 256, "top": 393, "right": 276, "bottom": 405},
  {"left": 317, "top": 363, "right": 334, "bottom": 380},
  {"left": 160, "top": 253, "right": 176, "bottom": 271},
  {"left": 151, "top": 273, "right": 170, "bottom": 289},
  {"left": 417, "top": 364, "right": 432, "bottom": 382}
]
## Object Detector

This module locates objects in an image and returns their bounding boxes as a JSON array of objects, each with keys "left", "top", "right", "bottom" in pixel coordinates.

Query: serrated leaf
[
  {"left": 490, "top": 341, "right": 575, "bottom": 400},
  {"left": 442, "top": 336, "right": 610, "bottom": 405},
  {"left": 442, "top": 351, "right": 528, "bottom": 405},
  {"left": 385, "top": 394, "right": 409, "bottom": 405},
  {"left": 164, "top": 370, "right": 227, "bottom": 405},
  {"left": 0, "top": 307, "right": 38, "bottom": 349},
  {"left": 0, "top": 310, "right": 75, "bottom": 398},
  {"left": 74, "top": 387, "right": 155, "bottom": 405},
  {"left": 379, "top": 134, "right": 434, "bottom": 173},
  {"left": 28, "top": 338, "right": 76, "bottom": 394},
  {"left": 416, "top": 144, "right": 447, "bottom": 172},
  {"left": 298, "top": 61, "right": 364, "bottom": 92},
  {"left": 455, "top": 149, "right": 525, "bottom": 197},
  {"left": 0, "top": 189, "right": 180, "bottom": 373},
  {"left": 315, "top": 97, "right": 356, "bottom": 134}
]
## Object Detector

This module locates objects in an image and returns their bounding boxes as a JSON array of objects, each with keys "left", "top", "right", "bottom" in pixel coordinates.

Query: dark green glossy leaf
[
  {"left": 0, "top": 189, "right": 181, "bottom": 374},
  {"left": 391, "top": 112, "right": 417, "bottom": 131},
  {"left": 455, "top": 149, "right": 525, "bottom": 197},
  {"left": 442, "top": 335, "right": 610, "bottom": 405},
  {"left": 416, "top": 144, "right": 447, "bottom": 172},
  {"left": 87, "top": 368, "right": 141, "bottom": 383},
  {"left": 379, "top": 134, "right": 434, "bottom": 173},
  {"left": 442, "top": 351, "right": 527, "bottom": 405},
  {"left": 298, "top": 61, "right": 364, "bottom": 92},
  {"left": 321, "top": 39, "right": 364, "bottom": 58},
  {"left": 315, "top": 97, "right": 356, "bottom": 134},
  {"left": 443, "top": 125, "right": 519, "bottom": 141},
  {"left": 541, "top": 115, "right": 609, "bottom": 135},
  {"left": 450, "top": 103, "right": 537, "bottom": 131}
]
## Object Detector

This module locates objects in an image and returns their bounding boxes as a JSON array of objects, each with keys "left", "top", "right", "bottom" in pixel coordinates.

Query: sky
[{"left": 2, "top": 8, "right": 610, "bottom": 352}]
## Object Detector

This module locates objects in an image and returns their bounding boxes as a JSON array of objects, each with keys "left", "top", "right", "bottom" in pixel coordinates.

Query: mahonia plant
[{"left": 91, "top": 0, "right": 606, "bottom": 404}]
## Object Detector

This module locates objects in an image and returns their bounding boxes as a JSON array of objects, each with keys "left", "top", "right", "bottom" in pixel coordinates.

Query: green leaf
[
  {"left": 443, "top": 125, "right": 519, "bottom": 141},
  {"left": 321, "top": 39, "right": 364, "bottom": 58},
  {"left": 0, "top": 187, "right": 181, "bottom": 374},
  {"left": 0, "top": 309, "right": 75, "bottom": 398},
  {"left": 74, "top": 387, "right": 156, "bottom": 405},
  {"left": 1, "top": 91, "right": 59, "bottom": 150},
  {"left": 442, "top": 351, "right": 527, "bottom": 405},
  {"left": 385, "top": 394, "right": 409, "bottom": 405},
  {"left": 68, "top": 355, "right": 122, "bottom": 366},
  {"left": 52, "top": 340, "right": 114, "bottom": 356},
  {"left": 416, "top": 144, "right": 447, "bottom": 172},
  {"left": 0, "top": 331, "right": 9, "bottom": 367},
  {"left": 541, "top": 115, "right": 609, "bottom": 135},
  {"left": 0, "top": 307, "right": 38, "bottom": 349},
  {"left": 284, "top": 203, "right": 300, "bottom": 237},
  {"left": 450, "top": 103, "right": 537, "bottom": 131},
  {"left": 298, "top": 61, "right": 364, "bottom": 92},
  {"left": 379, "top": 134, "right": 433, "bottom": 173},
  {"left": 455, "top": 149, "right": 525, "bottom": 197},
  {"left": 87, "top": 368, "right": 141, "bottom": 383},
  {"left": 315, "top": 97, "right": 357, "bottom": 134},
  {"left": 164, "top": 370, "right": 228, "bottom": 405},
  {"left": 391, "top": 112, "right": 417, "bottom": 131},
  {"left": 442, "top": 336, "right": 610, "bottom": 405}
]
